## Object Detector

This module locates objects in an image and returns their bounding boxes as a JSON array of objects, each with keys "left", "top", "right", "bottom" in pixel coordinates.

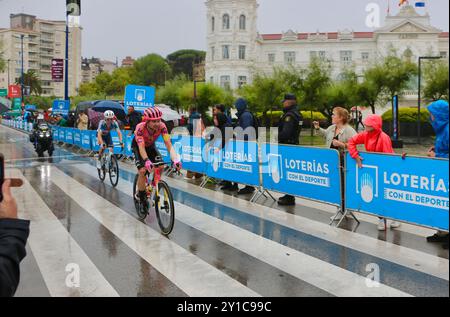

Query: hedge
[{"left": 382, "top": 107, "right": 430, "bottom": 123}]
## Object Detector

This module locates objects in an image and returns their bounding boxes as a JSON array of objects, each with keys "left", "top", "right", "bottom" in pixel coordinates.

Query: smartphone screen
[{"left": 0, "top": 154, "right": 4, "bottom": 202}]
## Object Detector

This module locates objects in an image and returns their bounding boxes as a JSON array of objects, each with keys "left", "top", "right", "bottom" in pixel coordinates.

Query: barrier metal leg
[
  {"left": 333, "top": 207, "right": 360, "bottom": 229},
  {"left": 251, "top": 188, "right": 276, "bottom": 203}
]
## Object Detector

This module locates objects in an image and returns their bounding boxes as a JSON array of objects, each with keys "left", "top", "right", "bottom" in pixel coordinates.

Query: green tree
[
  {"left": 196, "top": 83, "right": 227, "bottom": 115},
  {"left": 104, "top": 67, "right": 133, "bottom": 96},
  {"left": 423, "top": 60, "right": 449, "bottom": 101},
  {"left": 17, "top": 70, "right": 42, "bottom": 96},
  {"left": 238, "top": 73, "right": 285, "bottom": 123},
  {"left": 381, "top": 54, "right": 418, "bottom": 110},
  {"left": 166, "top": 50, "right": 206, "bottom": 79},
  {"left": 157, "top": 74, "right": 189, "bottom": 111},
  {"left": 132, "top": 53, "right": 171, "bottom": 86},
  {"left": 78, "top": 82, "right": 101, "bottom": 96},
  {"left": 94, "top": 72, "right": 113, "bottom": 93}
]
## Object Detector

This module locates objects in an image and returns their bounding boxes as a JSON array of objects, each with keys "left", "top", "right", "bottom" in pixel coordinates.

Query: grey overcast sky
[{"left": 0, "top": 0, "right": 448, "bottom": 62}]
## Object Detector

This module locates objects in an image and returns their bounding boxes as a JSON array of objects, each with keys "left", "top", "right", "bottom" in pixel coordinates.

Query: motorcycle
[{"left": 30, "top": 123, "right": 54, "bottom": 157}]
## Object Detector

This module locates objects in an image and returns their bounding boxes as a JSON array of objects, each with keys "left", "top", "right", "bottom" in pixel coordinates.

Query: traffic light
[{"left": 66, "top": 0, "right": 81, "bottom": 16}]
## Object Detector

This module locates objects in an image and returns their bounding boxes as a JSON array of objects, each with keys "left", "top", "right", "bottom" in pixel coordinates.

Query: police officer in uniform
[{"left": 278, "top": 93, "right": 303, "bottom": 206}]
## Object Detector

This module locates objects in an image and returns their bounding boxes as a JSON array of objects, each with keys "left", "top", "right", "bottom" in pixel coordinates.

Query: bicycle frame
[{"left": 148, "top": 164, "right": 166, "bottom": 210}]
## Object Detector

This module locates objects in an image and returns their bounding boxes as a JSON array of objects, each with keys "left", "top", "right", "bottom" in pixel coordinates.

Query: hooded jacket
[
  {"left": 428, "top": 100, "right": 449, "bottom": 159},
  {"left": 348, "top": 114, "right": 394, "bottom": 159},
  {"left": 0, "top": 219, "right": 30, "bottom": 297}
]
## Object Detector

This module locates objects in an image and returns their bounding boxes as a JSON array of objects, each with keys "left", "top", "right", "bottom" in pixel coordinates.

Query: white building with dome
[{"left": 205, "top": 0, "right": 449, "bottom": 90}]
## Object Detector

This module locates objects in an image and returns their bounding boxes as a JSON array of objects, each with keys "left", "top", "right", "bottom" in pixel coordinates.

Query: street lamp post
[
  {"left": 7, "top": 59, "right": 11, "bottom": 86},
  {"left": 20, "top": 34, "right": 24, "bottom": 106},
  {"left": 64, "top": 14, "right": 70, "bottom": 101},
  {"left": 417, "top": 56, "right": 442, "bottom": 144}
]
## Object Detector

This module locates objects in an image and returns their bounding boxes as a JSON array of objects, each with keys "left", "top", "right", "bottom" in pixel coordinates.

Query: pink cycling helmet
[{"left": 143, "top": 107, "right": 163, "bottom": 122}]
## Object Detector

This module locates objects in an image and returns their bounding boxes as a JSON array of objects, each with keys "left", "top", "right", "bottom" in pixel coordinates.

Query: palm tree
[{"left": 16, "top": 70, "right": 42, "bottom": 96}]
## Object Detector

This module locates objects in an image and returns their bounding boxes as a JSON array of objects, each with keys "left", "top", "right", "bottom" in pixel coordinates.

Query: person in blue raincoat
[{"left": 425, "top": 100, "right": 449, "bottom": 249}]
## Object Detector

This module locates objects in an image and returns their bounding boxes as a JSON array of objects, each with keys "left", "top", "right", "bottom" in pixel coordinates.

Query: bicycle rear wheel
[
  {"left": 133, "top": 174, "right": 149, "bottom": 221},
  {"left": 109, "top": 155, "right": 120, "bottom": 187},
  {"left": 154, "top": 181, "right": 175, "bottom": 236}
]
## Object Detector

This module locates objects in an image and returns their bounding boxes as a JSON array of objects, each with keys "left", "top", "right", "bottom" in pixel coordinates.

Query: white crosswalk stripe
[
  {"left": 49, "top": 166, "right": 260, "bottom": 297},
  {"left": 12, "top": 168, "right": 119, "bottom": 297},
  {"left": 71, "top": 163, "right": 420, "bottom": 297}
]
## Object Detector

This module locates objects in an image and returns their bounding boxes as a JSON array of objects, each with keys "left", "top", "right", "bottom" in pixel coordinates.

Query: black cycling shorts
[
  {"left": 133, "top": 145, "right": 163, "bottom": 170},
  {"left": 100, "top": 133, "right": 113, "bottom": 147}
]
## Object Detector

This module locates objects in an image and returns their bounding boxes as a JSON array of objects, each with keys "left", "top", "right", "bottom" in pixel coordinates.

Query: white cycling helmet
[{"left": 104, "top": 110, "right": 115, "bottom": 119}]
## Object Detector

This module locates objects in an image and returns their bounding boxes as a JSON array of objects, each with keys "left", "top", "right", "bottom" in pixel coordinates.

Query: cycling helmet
[
  {"left": 104, "top": 110, "right": 115, "bottom": 119},
  {"left": 143, "top": 107, "right": 163, "bottom": 121}
]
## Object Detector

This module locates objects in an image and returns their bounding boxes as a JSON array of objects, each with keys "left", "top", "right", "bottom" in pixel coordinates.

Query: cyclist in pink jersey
[{"left": 132, "top": 107, "right": 181, "bottom": 203}]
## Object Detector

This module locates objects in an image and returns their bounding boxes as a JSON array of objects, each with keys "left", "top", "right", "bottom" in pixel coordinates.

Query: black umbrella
[
  {"left": 75, "top": 100, "right": 101, "bottom": 116},
  {"left": 92, "top": 100, "right": 126, "bottom": 121}
]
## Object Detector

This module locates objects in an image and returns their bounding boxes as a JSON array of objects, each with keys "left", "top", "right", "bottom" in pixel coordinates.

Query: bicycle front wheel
[
  {"left": 155, "top": 181, "right": 175, "bottom": 236},
  {"left": 109, "top": 155, "right": 120, "bottom": 187}
]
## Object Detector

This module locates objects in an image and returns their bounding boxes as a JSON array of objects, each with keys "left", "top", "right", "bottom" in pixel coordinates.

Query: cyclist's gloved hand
[
  {"left": 144, "top": 159, "right": 153, "bottom": 171},
  {"left": 173, "top": 160, "right": 182, "bottom": 171},
  {"left": 101, "top": 143, "right": 107, "bottom": 149},
  {"left": 120, "top": 142, "right": 124, "bottom": 148}
]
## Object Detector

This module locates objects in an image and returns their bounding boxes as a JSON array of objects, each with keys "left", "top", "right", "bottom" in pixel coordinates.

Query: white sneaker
[
  {"left": 96, "top": 160, "right": 102, "bottom": 169},
  {"left": 390, "top": 221, "right": 401, "bottom": 229},
  {"left": 377, "top": 219, "right": 387, "bottom": 231}
]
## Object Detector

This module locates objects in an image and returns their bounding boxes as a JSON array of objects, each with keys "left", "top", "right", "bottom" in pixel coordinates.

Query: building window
[
  {"left": 238, "top": 76, "right": 247, "bottom": 88},
  {"left": 268, "top": 53, "right": 275, "bottom": 63},
  {"left": 211, "top": 17, "right": 215, "bottom": 32},
  {"left": 239, "top": 15, "right": 246, "bottom": 30},
  {"left": 440, "top": 51, "right": 448, "bottom": 59},
  {"left": 284, "top": 51, "right": 296, "bottom": 64},
  {"left": 211, "top": 46, "right": 215, "bottom": 61},
  {"left": 210, "top": 76, "right": 214, "bottom": 83},
  {"left": 222, "top": 45, "right": 230, "bottom": 59},
  {"left": 223, "top": 14, "right": 230, "bottom": 30},
  {"left": 318, "top": 51, "right": 326, "bottom": 59},
  {"left": 220, "top": 75, "right": 231, "bottom": 89},
  {"left": 340, "top": 50, "right": 353, "bottom": 64},
  {"left": 362, "top": 52, "right": 369, "bottom": 61},
  {"left": 239, "top": 45, "right": 246, "bottom": 60}
]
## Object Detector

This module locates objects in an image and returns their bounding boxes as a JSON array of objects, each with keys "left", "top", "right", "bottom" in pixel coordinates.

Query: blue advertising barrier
[
  {"left": 58, "top": 128, "right": 65, "bottom": 142},
  {"left": 81, "top": 130, "right": 91, "bottom": 150},
  {"left": 345, "top": 152, "right": 449, "bottom": 231},
  {"left": 124, "top": 133, "right": 134, "bottom": 157},
  {"left": 73, "top": 129, "right": 82, "bottom": 147},
  {"left": 205, "top": 140, "right": 260, "bottom": 187},
  {"left": 171, "top": 135, "right": 206, "bottom": 175},
  {"left": 52, "top": 126, "right": 60, "bottom": 141},
  {"left": 65, "top": 128, "right": 74, "bottom": 144},
  {"left": 90, "top": 130, "right": 100, "bottom": 151},
  {"left": 154, "top": 136, "right": 171, "bottom": 163},
  {"left": 110, "top": 130, "right": 124, "bottom": 154},
  {"left": 261, "top": 144, "right": 342, "bottom": 206}
]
